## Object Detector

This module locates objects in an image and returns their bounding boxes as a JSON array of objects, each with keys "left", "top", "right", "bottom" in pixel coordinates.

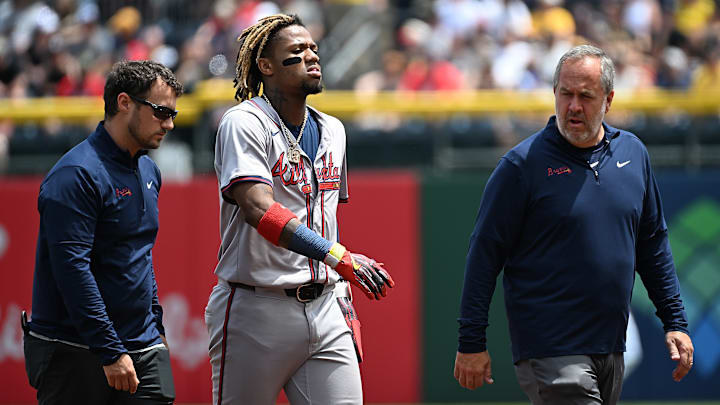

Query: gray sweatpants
[
  {"left": 205, "top": 280, "right": 362, "bottom": 405},
  {"left": 515, "top": 354, "right": 625, "bottom": 405}
]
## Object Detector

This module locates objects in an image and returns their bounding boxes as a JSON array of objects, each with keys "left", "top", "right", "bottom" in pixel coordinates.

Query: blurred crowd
[
  {"left": 1, "top": 0, "right": 719, "bottom": 99},
  {"left": 362, "top": 0, "right": 720, "bottom": 93},
  {"left": 1, "top": 0, "right": 720, "bottom": 173},
  {"left": 0, "top": 0, "right": 314, "bottom": 98}
]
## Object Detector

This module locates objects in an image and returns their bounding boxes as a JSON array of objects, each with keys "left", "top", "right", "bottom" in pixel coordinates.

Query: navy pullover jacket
[
  {"left": 29, "top": 122, "right": 165, "bottom": 365},
  {"left": 458, "top": 116, "right": 688, "bottom": 363}
]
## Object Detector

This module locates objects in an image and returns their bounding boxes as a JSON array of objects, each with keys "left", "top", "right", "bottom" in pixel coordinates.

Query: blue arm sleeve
[
  {"left": 635, "top": 167, "right": 689, "bottom": 334},
  {"left": 458, "top": 157, "right": 528, "bottom": 353},
  {"left": 288, "top": 224, "right": 334, "bottom": 261},
  {"left": 41, "top": 167, "right": 127, "bottom": 364}
]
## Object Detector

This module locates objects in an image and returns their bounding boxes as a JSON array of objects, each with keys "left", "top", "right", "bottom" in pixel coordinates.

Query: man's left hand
[
  {"left": 336, "top": 252, "right": 395, "bottom": 300},
  {"left": 454, "top": 351, "right": 494, "bottom": 390},
  {"left": 665, "top": 331, "right": 693, "bottom": 382},
  {"left": 160, "top": 334, "right": 169, "bottom": 350}
]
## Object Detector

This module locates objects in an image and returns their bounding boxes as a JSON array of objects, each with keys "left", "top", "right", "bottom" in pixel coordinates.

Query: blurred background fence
[
  {"left": 1, "top": 0, "right": 720, "bottom": 403},
  {"left": 3, "top": 87, "right": 720, "bottom": 175}
]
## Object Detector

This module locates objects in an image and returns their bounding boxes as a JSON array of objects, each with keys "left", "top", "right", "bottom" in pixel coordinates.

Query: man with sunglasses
[{"left": 23, "top": 60, "right": 183, "bottom": 404}]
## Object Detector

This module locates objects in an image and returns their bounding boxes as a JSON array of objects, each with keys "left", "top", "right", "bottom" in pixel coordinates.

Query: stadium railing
[{"left": 2, "top": 82, "right": 720, "bottom": 173}]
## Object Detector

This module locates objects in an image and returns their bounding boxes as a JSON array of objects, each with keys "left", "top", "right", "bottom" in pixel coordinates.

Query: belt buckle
[{"left": 296, "top": 283, "right": 315, "bottom": 303}]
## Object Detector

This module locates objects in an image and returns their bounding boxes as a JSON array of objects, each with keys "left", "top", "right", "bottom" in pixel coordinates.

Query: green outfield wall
[
  {"left": 418, "top": 169, "right": 720, "bottom": 402},
  {"left": 421, "top": 171, "right": 526, "bottom": 402}
]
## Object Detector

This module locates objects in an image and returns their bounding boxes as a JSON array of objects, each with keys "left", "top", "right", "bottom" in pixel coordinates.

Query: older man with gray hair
[{"left": 453, "top": 44, "right": 694, "bottom": 404}]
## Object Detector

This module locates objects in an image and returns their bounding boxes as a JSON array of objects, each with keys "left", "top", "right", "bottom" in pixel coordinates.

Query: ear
[
  {"left": 257, "top": 57, "right": 273, "bottom": 76},
  {"left": 117, "top": 92, "right": 133, "bottom": 114},
  {"left": 605, "top": 90, "right": 614, "bottom": 113}
]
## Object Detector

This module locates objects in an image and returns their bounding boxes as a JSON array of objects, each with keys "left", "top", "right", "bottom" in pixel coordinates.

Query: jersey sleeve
[
  {"left": 39, "top": 166, "right": 127, "bottom": 365},
  {"left": 215, "top": 109, "right": 273, "bottom": 203}
]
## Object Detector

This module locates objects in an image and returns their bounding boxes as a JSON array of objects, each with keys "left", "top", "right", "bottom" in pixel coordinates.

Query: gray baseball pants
[
  {"left": 514, "top": 353, "right": 624, "bottom": 405},
  {"left": 205, "top": 280, "right": 362, "bottom": 405}
]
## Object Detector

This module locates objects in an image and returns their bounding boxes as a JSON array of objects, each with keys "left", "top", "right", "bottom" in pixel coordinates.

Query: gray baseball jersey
[
  {"left": 207, "top": 96, "right": 362, "bottom": 404},
  {"left": 214, "top": 96, "right": 349, "bottom": 288}
]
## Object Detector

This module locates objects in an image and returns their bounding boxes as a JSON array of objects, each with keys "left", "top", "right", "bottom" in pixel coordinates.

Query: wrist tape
[
  {"left": 257, "top": 202, "right": 297, "bottom": 246},
  {"left": 287, "top": 225, "right": 348, "bottom": 269},
  {"left": 323, "top": 243, "right": 347, "bottom": 269}
]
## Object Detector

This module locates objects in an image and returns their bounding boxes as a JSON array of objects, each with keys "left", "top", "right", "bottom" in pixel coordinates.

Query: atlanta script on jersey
[{"left": 214, "top": 96, "right": 349, "bottom": 288}]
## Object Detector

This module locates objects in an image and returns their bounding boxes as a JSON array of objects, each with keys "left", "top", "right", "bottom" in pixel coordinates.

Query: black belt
[{"left": 228, "top": 281, "right": 326, "bottom": 303}]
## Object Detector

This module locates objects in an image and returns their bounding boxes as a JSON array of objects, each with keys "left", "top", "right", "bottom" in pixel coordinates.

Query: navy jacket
[
  {"left": 29, "top": 122, "right": 165, "bottom": 365},
  {"left": 459, "top": 116, "right": 688, "bottom": 363}
]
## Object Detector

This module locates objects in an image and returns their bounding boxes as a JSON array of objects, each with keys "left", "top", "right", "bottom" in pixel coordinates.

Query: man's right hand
[
  {"left": 454, "top": 351, "right": 494, "bottom": 390},
  {"left": 103, "top": 353, "right": 139, "bottom": 394}
]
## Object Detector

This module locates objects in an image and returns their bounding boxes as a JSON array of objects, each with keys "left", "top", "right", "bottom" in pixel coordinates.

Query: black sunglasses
[{"left": 129, "top": 95, "right": 178, "bottom": 121}]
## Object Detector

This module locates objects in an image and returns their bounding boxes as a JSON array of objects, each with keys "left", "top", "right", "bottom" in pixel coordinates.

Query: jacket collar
[{"left": 88, "top": 121, "right": 148, "bottom": 168}]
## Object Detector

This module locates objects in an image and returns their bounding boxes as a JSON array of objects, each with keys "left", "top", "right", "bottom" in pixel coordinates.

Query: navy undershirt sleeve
[{"left": 458, "top": 157, "right": 528, "bottom": 353}]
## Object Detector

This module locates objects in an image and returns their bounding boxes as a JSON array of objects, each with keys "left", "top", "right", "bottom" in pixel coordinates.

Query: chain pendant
[
  {"left": 288, "top": 147, "right": 301, "bottom": 164},
  {"left": 260, "top": 94, "right": 306, "bottom": 166}
]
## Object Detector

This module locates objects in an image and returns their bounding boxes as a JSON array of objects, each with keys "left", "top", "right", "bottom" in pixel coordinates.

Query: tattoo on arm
[
  {"left": 231, "top": 182, "right": 275, "bottom": 228},
  {"left": 278, "top": 219, "right": 300, "bottom": 248},
  {"left": 230, "top": 181, "right": 299, "bottom": 248}
]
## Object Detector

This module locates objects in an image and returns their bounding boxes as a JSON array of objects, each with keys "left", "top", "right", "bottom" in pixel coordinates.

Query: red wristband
[{"left": 257, "top": 202, "right": 297, "bottom": 246}]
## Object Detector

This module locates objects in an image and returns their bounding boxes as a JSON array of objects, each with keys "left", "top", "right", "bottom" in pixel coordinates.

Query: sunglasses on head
[{"left": 129, "top": 94, "right": 178, "bottom": 121}]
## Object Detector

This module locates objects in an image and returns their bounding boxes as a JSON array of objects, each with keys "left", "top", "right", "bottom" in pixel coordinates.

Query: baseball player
[{"left": 204, "top": 14, "right": 395, "bottom": 405}]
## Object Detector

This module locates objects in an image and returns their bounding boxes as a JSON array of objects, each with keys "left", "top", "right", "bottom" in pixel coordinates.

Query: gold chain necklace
[{"left": 262, "top": 94, "right": 307, "bottom": 164}]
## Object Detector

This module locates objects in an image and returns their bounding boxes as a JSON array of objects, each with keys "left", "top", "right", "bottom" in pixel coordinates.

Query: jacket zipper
[
  {"left": 589, "top": 161, "right": 599, "bottom": 182},
  {"left": 133, "top": 166, "right": 146, "bottom": 214},
  {"left": 587, "top": 138, "right": 610, "bottom": 184}
]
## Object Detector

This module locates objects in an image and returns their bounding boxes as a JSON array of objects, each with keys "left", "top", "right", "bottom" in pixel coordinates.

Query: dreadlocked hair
[{"left": 233, "top": 14, "right": 304, "bottom": 101}]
